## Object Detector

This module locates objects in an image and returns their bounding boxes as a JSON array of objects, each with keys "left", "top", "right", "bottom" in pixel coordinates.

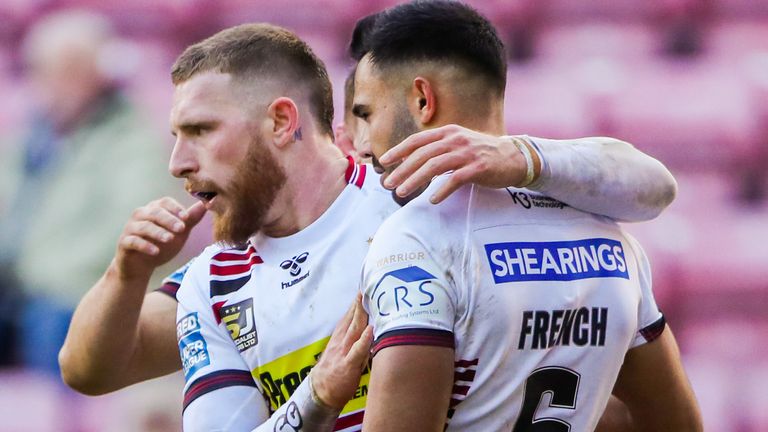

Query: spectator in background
[{"left": 0, "top": 10, "right": 177, "bottom": 374}]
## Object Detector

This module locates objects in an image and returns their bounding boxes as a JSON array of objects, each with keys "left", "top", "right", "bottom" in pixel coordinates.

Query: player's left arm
[
  {"left": 599, "top": 235, "right": 702, "bottom": 432},
  {"left": 360, "top": 208, "right": 461, "bottom": 432},
  {"left": 379, "top": 125, "right": 677, "bottom": 222}
]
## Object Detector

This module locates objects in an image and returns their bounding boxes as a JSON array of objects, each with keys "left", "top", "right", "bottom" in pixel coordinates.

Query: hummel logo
[{"left": 280, "top": 252, "right": 309, "bottom": 277}]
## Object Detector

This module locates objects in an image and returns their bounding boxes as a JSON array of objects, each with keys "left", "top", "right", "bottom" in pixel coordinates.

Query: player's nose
[
  {"left": 355, "top": 137, "right": 373, "bottom": 160},
  {"left": 169, "top": 139, "right": 199, "bottom": 178}
]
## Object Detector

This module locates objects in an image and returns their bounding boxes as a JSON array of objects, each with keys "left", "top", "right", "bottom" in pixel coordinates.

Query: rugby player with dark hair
[{"left": 350, "top": 2, "right": 702, "bottom": 431}]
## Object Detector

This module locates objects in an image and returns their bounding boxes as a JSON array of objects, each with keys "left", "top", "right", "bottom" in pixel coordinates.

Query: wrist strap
[
  {"left": 511, "top": 136, "right": 536, "bottom": 187},
  {"left": 300, "top": 373, "right": 342, "bottom": 429},
  {"left": 308, "top": 373, "right": 337, "bottom": 412}
]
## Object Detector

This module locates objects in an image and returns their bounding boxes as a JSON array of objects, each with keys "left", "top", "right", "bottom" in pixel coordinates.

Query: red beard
[{"left": 213, "top": 134, "right": 287, "bottom": 246}]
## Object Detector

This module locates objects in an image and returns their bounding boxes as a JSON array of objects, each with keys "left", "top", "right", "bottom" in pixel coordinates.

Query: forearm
[
  {"left": 527, "top": 136, "right": 677, "bottom": 222},
  {"left": 60, "top": 261, "right": 155, "bottom": 394},
  {"left": 251, "top": 376, "right": 340, "bottom": 432},
  {"left": 184, "top": 375, "right": 339, "bottom": 432}
]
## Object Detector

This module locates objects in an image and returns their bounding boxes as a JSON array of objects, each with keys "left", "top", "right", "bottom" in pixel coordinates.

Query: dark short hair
[
  {"left": 172, "top": 23, "right": 334, "bottom": 137},
  {"left": 349, "top": 0, "right": 506, "bottom": 96}
]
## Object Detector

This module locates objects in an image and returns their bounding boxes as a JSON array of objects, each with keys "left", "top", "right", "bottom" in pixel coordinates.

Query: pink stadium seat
[
  {"left": 681, "top": 319, "right": 768, "bottom": 431},
  {"left": 0, "top": 369, "right": 183, "bottom": 432},
  {"left": 0, "top": 370, "right": 66, "bottom": 432},
  {"left": 625, "top": 171, "right": 768, "bottom": 318},
  {"left": 504, "top": 63, "right": 591, "bottom": 138},
  {"left": 541, "top": 0, "right": 656, "bottom": 22},
  {"left": 714, "top": 0, "right": 768, "bottom": 17},
  {"left": 537, "top": 23, "right": 656, "bottom": 65},
  {"left": 708, "top": 20, "right": 768, "bottom": 60},
  {"left": 608, "top": 57, "right": 754, "bottom": 171}
]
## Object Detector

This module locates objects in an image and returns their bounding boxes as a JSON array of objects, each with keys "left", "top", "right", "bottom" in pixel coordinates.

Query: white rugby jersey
[
  {"left": 176, "top": 158, "right": 397, "bottom": 431},
  {"left": 361, "top": 177, "right": 665, "bottom": 431}
]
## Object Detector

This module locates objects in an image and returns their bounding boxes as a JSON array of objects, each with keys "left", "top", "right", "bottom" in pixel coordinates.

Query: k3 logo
[
  {"left": 506, "top": 189, "right": 531, "bottom": 209},
  {"left": 280, "top": 252, "right": 309, "bottom": 277},
  {"left": 221, "top": 298, "right": 258, "bottom": 352}
]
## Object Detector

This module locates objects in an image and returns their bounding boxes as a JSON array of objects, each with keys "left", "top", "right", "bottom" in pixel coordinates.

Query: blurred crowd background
[{"left": 0, "top": 0, "right": 766, "bottom": 431}]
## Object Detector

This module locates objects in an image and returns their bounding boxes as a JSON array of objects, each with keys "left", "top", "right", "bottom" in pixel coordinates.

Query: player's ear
[
  {"left": 267, "top": 97, "right": 300, "bottom": 148},
  {"left": 411, "top": 77, "right": 437, "bottom": 125}
]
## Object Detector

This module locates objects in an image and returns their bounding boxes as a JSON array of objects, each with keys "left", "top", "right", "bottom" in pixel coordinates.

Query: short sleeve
[
  {"left": 625, "top": 235, "right": 665, "bottom": 348},
  {"left": 155, "top": 258, "right": 195, "bottom": 300},
  {"left": 175, "top": 256, "right": 260, "bottom": 415},
  {"left": 361, "top": 220, "right": 458, "bottom": 356}
]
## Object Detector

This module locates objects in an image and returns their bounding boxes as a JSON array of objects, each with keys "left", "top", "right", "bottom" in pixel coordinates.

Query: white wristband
[{"left": 511, "top": 136, "right": 535, "bottom": 187}]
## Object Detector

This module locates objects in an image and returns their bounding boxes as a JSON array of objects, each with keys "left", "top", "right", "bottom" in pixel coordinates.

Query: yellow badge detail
[
  {"left": 222, "top": 312, "right": 241, "bottom": 338},
  {"left": 253, "top": 337, "right": 370, "bottom": 414},
  {"left": 219, "top": 299, "right": 258, "bottom": 352}
]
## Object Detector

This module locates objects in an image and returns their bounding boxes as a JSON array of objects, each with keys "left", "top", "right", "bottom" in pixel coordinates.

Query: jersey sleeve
[
  {"left": 176, "top": 256, "right": 266, "bottom": 431},
  {"left": 624, "top": 235, "right": 665, "bottom": 348},
  {"left": 155, "top": 258, "right": 195, "bottom": 300},
  {"left": 361, "top": 216, "right": 458, "bottom": 356},
  {"left": 524, "top": 135, "right": 676, "bottom": 222},
  {"left": 178, "top": 252, "right": 343, "bottom": 432}
]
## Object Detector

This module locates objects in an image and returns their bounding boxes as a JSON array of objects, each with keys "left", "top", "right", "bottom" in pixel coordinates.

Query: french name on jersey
[
  {"left": 518, "top": 307, "right": 608, "bottom": 350},
  {"left": 253, "top": 337, "right": 370, "bottom": 415},
  {"left": 485, "top": 238, "right": 628, "bottom": 283}
]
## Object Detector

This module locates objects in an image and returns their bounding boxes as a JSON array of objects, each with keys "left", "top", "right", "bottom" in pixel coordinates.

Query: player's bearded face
[{"left": 211, "top": 133, "right": 286, "bottom": 245}]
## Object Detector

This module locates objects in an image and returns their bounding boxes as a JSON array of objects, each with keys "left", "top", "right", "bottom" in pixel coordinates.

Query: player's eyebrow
[
  {"left": 171, "top": 120, "right": 216, "bottom": 137},
  {"left": 352, "top": 104, "right": 369, "bottom": 119}
]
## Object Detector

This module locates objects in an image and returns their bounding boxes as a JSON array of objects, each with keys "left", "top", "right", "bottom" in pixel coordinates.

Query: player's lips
[{"left": 190, "top": 191, "right": 219, "bottom": 209}]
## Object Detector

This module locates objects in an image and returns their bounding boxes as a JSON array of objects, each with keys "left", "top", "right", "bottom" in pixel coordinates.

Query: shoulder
[
  {"left": 355, "top": 164, "right": 392, "bottom": 197},
  {"left": 369, "top": 176, "right": 472, "bottom": 259},
  {"left": 389, "top": 176, "right": 471, "bottom": 227},
  {"left": 176, "top": 242, "right": 243, "bottom": 299}
]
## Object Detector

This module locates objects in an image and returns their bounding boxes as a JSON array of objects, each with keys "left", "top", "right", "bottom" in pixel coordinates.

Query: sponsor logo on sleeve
[
  {"left": 220, "top": 298, "right": 258, "bottom": 352},
  {"left": 485, "top": 238, "right": 628, "bottom": 283},
  {"left": 177, "top": 312, "right": 210, "bottom": 380},
  {"left": 370, "top": 266, "right": 440, "bottom": 318}
]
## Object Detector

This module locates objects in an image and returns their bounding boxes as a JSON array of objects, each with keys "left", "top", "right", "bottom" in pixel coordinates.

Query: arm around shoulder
[{"left": 529, "top": 136, "right": 678, "bottom": 222}]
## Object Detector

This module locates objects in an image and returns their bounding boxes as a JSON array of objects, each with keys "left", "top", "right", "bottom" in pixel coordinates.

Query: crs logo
[
  {"left": 221, "top": 298, "right": 258, "bottom": 352},
  {"left": 280, "top": 252, "right": 309, "bottom": 277},
  {"left": 370, "top": 266, "right": 437, "bottom": 317}
]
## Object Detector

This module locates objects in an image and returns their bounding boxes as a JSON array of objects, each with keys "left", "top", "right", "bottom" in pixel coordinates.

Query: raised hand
[
  {"left": 379, "top": 124, "right": 539, "bottom": 204},
  {"left": 310, "top": 293, "right": 373, "bottom": 410},
  {"left": 114, "top": 198, "right": 206, "bottom": 280}
]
